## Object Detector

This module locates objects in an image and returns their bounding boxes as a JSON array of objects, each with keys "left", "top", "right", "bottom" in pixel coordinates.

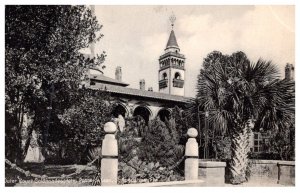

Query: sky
[{"left": 84, "top": 5, "right": 295, "bottom": 97}]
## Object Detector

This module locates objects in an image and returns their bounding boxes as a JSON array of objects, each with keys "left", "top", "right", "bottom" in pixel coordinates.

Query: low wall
[
  {"left": 248, "top": 160, "right": 295, "bottom": 186},
  {"left": 198, "top": 160, "right": 226, "bottom": 186},
  {"left": 277, "top": 161, "right": 295, "bottom": 185}
]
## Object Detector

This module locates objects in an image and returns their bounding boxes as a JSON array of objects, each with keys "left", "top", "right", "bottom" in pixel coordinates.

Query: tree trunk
[
  {"left": 16, "top": 104, "right": 25, "bottom": 165},
  {"left": 228, "top": 124, "right": 251, "bottom": 184}
]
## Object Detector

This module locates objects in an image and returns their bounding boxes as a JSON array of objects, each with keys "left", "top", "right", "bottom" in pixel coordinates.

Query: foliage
[
  {"left": 138, "top": 118, "right": 184, "bottom": 168},
  {"left": 268, "top": 125, "right": 295, "bottom": 161},
  {"left": 118, "top": 115, "right": 148, "bottom": 138},
  {"left": 58, "top": 89, "right": 115, "bottom": 164},
  {"left": 118, "top": 159, "right": 183, "bottom": 184},
  {"left": 5, "top": 5, "right": 105, "bottom": 163},
  {"left": 195, "top": 50, "right": 295, "bottom": 184},
  {"left": 117, "top": 117, "right": 185, "bottom": 183},
  {"left": 169, "top": 106, "right": 194, "bottom": 145},
  {"left": 214, "top": 136, "right": 231, "bottom": 160}
]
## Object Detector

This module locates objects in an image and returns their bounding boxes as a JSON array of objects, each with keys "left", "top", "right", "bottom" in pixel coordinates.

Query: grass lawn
[{"left": 5, "top": 163, "right": 98, "bottom": 187}]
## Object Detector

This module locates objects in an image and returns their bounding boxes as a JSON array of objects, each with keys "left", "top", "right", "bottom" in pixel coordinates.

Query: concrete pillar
[
  {"left": 185, "top": 128, "right": 199, "bottom": 180},
  {"left": 101, "top": 122, "right": 118, "bottom": 186}
]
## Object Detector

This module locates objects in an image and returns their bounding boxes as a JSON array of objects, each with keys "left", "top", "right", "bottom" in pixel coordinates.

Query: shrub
[
  {"left": 214, "top": 136, "right": 231, "bottom": 160},
  {"left": 118, "top": 159, "right": 183, "bottom": 184},
  {"left": 117, "top": 117, "right": 185, "bottom": 184},
  {"left": 138, "top": 118, "right": 184, "bottom": 168}
]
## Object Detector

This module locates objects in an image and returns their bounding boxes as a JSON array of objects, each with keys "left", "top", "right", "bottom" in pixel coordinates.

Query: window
[
  {"left": 253, "top": 132, "right": 262, "bottom": 153},
  {"left": 253, "top": 132, "right": 270, "bottom": 153},
  {"left": 162, "top": 73, "right": 167, "bottom": 80},
  {"left": 174, "top": 72, "right": 181, "bottom": 80}
]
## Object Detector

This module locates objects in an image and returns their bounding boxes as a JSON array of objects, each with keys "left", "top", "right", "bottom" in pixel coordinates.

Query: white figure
[
  {"left": 117, "top": 114, "right": 125, "bottom": 133},
  {"left": 24, "top": 130, "right": 45, "bottom": 163}
]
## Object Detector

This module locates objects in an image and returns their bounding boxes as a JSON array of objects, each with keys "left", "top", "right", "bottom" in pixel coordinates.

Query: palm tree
[{"left": 196, "top": 51, "right": 294, "bottom": 184}]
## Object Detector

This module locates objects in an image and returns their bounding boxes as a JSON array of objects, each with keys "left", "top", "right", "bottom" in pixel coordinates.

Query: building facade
[{"left": 84, "top": 18, "right": 190, "bottom": 123}]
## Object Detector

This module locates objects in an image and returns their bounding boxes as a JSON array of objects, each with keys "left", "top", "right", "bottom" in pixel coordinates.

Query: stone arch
[
  {"left": 157, "top": 108, "right": 171, "bottom": 122},
  {"left": 174, "top": 72, "right": 181, "bottom": 79},
  {"left": 133, "top": 106, "right": 152, "bottom": 124},
  {"left": 112, "top": 103, "right": 128, "bottom": 118}
]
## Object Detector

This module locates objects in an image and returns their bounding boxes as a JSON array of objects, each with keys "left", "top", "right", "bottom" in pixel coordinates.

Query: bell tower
[{"left": 158, "top": 14, "right": 185, "bottom": 96}]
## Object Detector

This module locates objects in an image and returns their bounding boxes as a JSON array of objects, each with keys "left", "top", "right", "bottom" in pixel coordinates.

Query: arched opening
[
  {"left": 157, "top": 109, "right": 171, "bottom": 122},
  {"left": 112, "top": 104, "right": 127, "bottom": 118},
  {"left": 133, "top": 106, "right": 151, "bottom": 124},
  {"left": 162, "top": 72, "right": 167, "bottom": 80},
  {"left": 174, "top": 72, "right": 181, "bottom": 80}
]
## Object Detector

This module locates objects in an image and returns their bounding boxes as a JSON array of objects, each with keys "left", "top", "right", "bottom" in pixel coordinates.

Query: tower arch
[{"left": 174, "top": 72, "right": 181, "bottom": 80}]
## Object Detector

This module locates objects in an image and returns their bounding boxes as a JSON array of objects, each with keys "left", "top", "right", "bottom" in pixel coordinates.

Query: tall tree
[
  {"left": 58, "top": 89, "right": 116, "bottom": 164},
  {"left": 196, "top": 51, "right": 295, "bottom": 184},
  {"left": 5, "top": 5, "right": 105, "bottom": 164}
]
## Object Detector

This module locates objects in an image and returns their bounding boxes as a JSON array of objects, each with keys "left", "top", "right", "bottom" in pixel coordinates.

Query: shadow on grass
[{"left": 5, "top": 163, "right": 98, "bottom": 187}]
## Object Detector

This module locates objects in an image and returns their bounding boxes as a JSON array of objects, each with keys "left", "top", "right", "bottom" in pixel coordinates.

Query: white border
[{"left": 1, "top": 1, "right": 298, "bottom": 193}]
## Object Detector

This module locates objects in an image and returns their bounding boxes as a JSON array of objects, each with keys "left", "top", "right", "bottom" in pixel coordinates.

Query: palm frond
[
  {"left": 245, "top": 59, "right": 280, "bottom": 84},
  {"left": 253, "top": 79, "right": 295, "bottom": 131}
]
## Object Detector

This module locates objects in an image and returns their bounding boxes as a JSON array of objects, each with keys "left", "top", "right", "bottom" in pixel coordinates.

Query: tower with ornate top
[{"left": 158, "top": 13, "right": 185, "bottom": 96}]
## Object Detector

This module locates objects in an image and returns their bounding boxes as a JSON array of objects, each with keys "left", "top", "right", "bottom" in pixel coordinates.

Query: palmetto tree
[{"left": 196, "top": 51, "right": 294, "bottom": 184}]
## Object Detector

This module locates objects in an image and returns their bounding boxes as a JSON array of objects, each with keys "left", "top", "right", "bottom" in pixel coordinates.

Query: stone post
[
  {"left": 185, "top": 128, "right": 199, "bottom": 180},
  {"left": 101, "top": 122, "right": 118, "bottom": 186}
]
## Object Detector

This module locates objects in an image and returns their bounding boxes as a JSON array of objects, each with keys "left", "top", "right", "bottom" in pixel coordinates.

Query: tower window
[
  {"left": 162, "top": 72, "right": 167, "bottom": 80},
  {"left": 174, "top": 72, "right": 181, "bottom": 80}
]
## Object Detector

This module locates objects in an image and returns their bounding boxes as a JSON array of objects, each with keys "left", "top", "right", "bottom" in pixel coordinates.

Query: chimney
[
  {"left": 139, "top": 79, "right": 145, "bottom": 90},
  {"left": 115, "top": 66, "right": 122, "bottom": 81},
  {"left": 285, "top": 63, "right": 294, "bottom": 81},
  {"left": 148, "top": 87, "right": 153, "bottom": 92}
]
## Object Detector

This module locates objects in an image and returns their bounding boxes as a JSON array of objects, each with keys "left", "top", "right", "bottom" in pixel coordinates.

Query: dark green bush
[{"left": 118, "top": 117, "right": 185, "bottom": 184}]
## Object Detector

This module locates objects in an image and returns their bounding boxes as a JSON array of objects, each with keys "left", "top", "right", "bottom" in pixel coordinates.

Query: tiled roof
[
  {"left": 90, "top": 74, "right": 129, "bottom": 87},
  {"left": 166, "top": 30, "right": 179, "bottom": 49},
  {"left": 91, "top": 83, "right": 191, "bottom": 103}
]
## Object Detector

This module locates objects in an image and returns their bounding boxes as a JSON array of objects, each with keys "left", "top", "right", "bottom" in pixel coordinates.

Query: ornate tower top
[
  {"left": 169, "top": 12, "right": 176, "bottom": 29},
  {"left": 165, "top": 13, "right": 180, "bottom": 52}
]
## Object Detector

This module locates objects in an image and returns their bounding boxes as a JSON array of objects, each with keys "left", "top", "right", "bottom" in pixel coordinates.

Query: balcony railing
[
  {"left": 173, "top": 79, "right": 184, "bottom": 88},
  {"left": 159, "top": 79, "right": 168, "bottom": 89}
]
